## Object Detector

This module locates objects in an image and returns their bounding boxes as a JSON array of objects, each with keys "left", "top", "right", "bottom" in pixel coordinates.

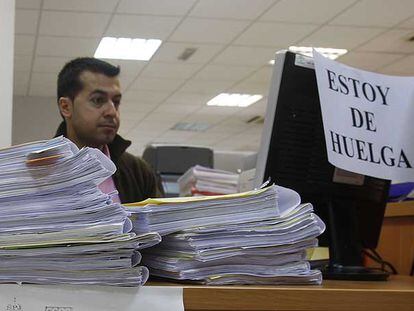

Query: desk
[
  {"left": 372, "top": 201, "right": 414, "bottom": 275},
  {"left": 180, "top": 275, "right": 414, "bottom": 311}
]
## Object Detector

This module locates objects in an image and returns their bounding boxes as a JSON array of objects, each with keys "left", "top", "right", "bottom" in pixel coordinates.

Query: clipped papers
[
  {"left": 127, "top": 185, "right": 325, "bottom": 285},
  {"left": 0, "top": 137, "right": 161, "bottom": 286},
  {"left": 126, "top": 185, "right": 300, "bottom": 236}
]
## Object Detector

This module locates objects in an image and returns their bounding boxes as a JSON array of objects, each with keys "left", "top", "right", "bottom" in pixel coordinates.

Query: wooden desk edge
[
  {"left": 179, "top": 276, "right": 414, "bottom": 311},
  {"left": 385, "top": 201, "right": 414, "bottom": 217}
]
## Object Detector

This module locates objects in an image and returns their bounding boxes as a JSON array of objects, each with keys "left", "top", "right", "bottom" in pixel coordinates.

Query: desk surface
[{"left": 176, "top": 275, "right": 414, "bottom": 311}]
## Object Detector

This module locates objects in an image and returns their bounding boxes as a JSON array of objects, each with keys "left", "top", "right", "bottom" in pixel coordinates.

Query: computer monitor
[{"left": 255, "top": 50, "right": 391, "bottom": 280}]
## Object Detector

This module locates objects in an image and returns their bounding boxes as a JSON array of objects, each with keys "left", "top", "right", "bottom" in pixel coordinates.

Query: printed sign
[{"left": 313, "top": 50, "right": 414, "bottom": 182}]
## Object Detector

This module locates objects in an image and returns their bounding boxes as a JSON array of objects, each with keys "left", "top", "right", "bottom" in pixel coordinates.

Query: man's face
[{"left": 64, "top": 71, "right": 122, "bottom": 148}]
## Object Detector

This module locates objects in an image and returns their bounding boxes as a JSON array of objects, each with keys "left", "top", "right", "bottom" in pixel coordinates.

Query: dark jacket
[{"left": 55, "top": 122, "right": 163, "bottom": 203}]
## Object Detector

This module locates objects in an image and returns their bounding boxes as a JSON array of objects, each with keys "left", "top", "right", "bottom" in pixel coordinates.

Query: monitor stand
[
  {"left": 321, "top": 200, "right": 389, "bottom": 281},
  {"left": 321, "top": 264, "right": 389, "bottom": 281}
]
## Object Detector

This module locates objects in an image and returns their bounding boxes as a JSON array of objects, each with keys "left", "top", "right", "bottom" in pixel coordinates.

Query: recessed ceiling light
[
  {"left": 171, "top": 122, "right": 210, "bottom": 132},
  {"left": 269, "top": 46, "right": 348, "bottom": 64},
  {"left": 94, "top": 37, "right": 162, "bottom": 61},
  {"left": 207, "top": 93, "right": 263, "bottom": 107}
]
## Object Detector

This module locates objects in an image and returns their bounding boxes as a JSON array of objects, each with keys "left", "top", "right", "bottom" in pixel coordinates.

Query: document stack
[
  {"left": 0, "top": 137, "right": 161, "bottom": 286},
  {"left": 125, "top": 185, "right": 325, "bottom": 285},
  {"left": 178, "top": 165, "right": 239, "bottom": 196}
]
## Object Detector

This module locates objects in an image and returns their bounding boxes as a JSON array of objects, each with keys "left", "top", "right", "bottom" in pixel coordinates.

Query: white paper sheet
[{"left": 0, "top": 285, "right": 184, "bottom": 311}]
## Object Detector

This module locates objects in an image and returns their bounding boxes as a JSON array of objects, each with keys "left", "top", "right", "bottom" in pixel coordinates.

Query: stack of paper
[
  {"left": 178, "top": 165, "right": 239, "bottom": 196},
  {"left": 127, "top": 185, "right": 294, "bottom": 236},
  {"left": 126, "top": 185, "right": 325, "bottom": 285},
  {"left": 0, "top": 137, "right": 161, "bottom": 286}
]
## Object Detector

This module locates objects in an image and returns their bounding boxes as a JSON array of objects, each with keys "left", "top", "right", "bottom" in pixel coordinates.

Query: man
[{"left": 55, "top": 57, "right": 163, "bottom": 203}]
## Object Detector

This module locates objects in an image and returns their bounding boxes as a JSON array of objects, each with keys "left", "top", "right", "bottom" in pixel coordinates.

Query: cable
[
  {"left": 363, "top": 249, "right": 385, "bottom": 271},
  {"left": 369, "top": 249, "right": 398, "bottom": 274},
  {"left": 363, "top": 248, "right": 398, "bottom": 275}
]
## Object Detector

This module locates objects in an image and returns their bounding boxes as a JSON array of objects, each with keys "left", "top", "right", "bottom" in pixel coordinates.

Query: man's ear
[{"left": 58, "top": 97, "right": 73, "bottom": 119}]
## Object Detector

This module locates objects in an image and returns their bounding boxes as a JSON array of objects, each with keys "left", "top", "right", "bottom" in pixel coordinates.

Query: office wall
[
  {"left": 0, "top": 1, "right": 15, "bottom": 147},
  {"left": 12, "top": 96, "right": 61, "bottom": 145}
]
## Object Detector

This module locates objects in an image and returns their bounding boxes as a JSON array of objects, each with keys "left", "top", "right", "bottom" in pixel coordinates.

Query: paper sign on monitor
[{"left": 313, "top": 50, "right": 414, "bottom": 182}]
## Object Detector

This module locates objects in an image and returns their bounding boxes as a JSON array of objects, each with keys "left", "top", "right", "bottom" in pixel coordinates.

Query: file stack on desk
[
  {"left": 0, "top": 137, "right": 161, "bottom": 286},
  {"left": 125, "top": 185, "right": 325, "bottom": 285},
  {"left": 178, "top": 165, "right": 239, "bottom": 196}
]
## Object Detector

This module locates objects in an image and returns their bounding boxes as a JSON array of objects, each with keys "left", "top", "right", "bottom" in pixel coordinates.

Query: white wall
[
  {"left": 12, "top": 96, "right": 61, "bottom": 145},
  {"left": 0, "top": 0, "right": 15, "bottom": 147}
]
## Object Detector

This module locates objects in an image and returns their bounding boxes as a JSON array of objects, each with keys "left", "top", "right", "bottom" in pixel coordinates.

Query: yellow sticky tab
[
  {"left": 307, "top": 247, "right": 329, "bottom": 260},
  {"left": 124, "top": 186, "right": 272, "bottom": 207}
]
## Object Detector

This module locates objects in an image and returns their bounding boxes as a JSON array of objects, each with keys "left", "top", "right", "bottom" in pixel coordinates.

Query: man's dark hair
[{"left": 57, "top": 57, "right": 120, "bottom": 102}]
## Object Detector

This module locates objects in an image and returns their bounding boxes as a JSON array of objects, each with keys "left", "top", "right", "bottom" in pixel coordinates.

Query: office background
[{"left": 11, "top": 0, "right": 414, "bottom": 157}]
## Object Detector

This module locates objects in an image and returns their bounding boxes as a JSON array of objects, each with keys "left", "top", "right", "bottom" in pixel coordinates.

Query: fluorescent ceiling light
[
  {"left": 171, "top": 122, "right": 210, "bottom": 132},
  {"left": 289, "top": 46, "right": 347, "bottom": 60},
  {"left": 269, "top": 46, "right": 348, "bottom": 64},
  {"left": 207, "top": 93, "right": 263, "bottom": 108},
  {"left": 94, "top": 37, "right": 162, "bottom": 61}
]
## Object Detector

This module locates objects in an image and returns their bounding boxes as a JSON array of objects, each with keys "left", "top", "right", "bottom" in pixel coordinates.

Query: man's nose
[{"left": 103, "top": 101, "right": 118, "bottom": 116}]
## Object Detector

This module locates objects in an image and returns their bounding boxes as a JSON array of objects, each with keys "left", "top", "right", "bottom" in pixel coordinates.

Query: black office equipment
[
  {"left": 143, "top": 144, "right": 214, "bottom": 197},
  {"left": 255, "top": 51, "right": 391, "bottom": 281}
]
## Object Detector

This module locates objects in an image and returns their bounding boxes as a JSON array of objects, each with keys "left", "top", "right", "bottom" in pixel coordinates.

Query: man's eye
[{"left": 91, "top": 97, "right": 107, "bottom": 105}]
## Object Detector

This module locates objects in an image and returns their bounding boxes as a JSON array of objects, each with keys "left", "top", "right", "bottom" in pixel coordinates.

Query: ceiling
[{"left": 13, "top": 0, "right": 414, "bottom": 155}]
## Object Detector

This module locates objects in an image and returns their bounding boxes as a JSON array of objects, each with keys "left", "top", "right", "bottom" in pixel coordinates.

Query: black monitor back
[{"left": 257, "top": 51, "right": 390, "bottom": 279}]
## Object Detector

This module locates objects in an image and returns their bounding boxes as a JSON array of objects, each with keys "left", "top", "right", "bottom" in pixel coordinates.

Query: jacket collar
[{"left": 55, "top": 121, "right": 131, "bottom": 162}]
